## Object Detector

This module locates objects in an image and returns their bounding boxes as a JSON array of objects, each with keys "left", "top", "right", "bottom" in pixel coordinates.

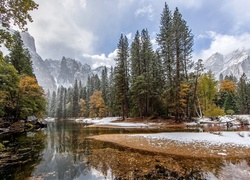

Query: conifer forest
[{"left": 44, "top": 4, "right": 250, "bottom": 122}]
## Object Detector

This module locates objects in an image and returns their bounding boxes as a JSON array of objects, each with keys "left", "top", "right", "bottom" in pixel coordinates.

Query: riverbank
[
  {"left": 91, "top": 131, "right": 250, "bottom": 158},
  {"left": 0, "top": 119, "right": 47, "bottom": 135}
]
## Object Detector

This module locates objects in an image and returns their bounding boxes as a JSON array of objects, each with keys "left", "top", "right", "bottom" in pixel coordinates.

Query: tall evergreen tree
[
  {"left": 108, "top": 66, "right": 117, "bottom": 116},
  {"left": 150, "top": 51, "right": 165, "bottom": 115},
  {"left": 140, "top": 29, "right": 155, "bottom": 116},
  {"left": 101, "top": 67, "right": 109, "bottom": 105},
  {"left": 157, "top": 5, "right": 194, "bottom": 121},
  {"left": 50, "top": 91, "right": 57, "bottom": 117},
  {"left": 156, "top": 3, "right": 174, "bottom": 117},
  {"left": 236, "top": 74, "right": 250, "bottom": 114},
  {"left": 114, "top": 34, "right": 130, "bottom": 120},
  {"left": 7, "top": 31, "right": 35, "bottom": 77},
  {"left": 56, "top": 86, "right": 63, "bottom": 119},
  {"left": 72, "top": 79, "right": 79, "bottom": 117}
]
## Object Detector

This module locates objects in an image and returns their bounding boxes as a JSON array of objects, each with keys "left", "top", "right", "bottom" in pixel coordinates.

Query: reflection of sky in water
[
  {"left": 30, "top": 121, "right": 250, "bottom": 179},
  {"left": 31, "top": 122, "right": 107, "bottom": 180}
]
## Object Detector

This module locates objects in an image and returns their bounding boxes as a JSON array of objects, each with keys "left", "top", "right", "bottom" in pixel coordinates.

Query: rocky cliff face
[
  {"left": 204, "top": 49, "right": 250, "bottom": 80},
  {"left": 20, "top": 32, "right": 108, "bottom": 92},
  {"left": 20, "top": 32, "right": 57, "bottom": 91}
]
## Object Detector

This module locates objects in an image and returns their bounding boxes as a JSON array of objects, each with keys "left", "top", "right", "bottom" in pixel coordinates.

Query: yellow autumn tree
[
  {"left": 89, "top": 91, "right": 107, "bottom": 118},
  {"left": 18, "top": 76, "right": 46, "bottom": 119},
  {"left": 179, "top": 83, "right": 190, "bottom": 117},
  {"left": 219, "top": 79, "right": 236, "bottom": 94},
  {"left": 78, "top": 98, "right": 86, "bottom": 117}
]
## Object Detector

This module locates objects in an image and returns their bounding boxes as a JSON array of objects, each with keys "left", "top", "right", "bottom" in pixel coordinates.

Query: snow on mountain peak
[{"left": 204, "top": 48, "right": 250, "bottom": 80}]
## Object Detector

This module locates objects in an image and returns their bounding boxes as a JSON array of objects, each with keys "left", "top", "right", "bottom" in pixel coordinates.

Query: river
[{"left": 1, "top": 120, "right": 250, "bottom": 179}]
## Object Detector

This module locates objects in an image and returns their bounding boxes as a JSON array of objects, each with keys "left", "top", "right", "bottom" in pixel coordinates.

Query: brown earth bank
[{"left": 91, "top": 134, "right": 250, "bottom": 158}]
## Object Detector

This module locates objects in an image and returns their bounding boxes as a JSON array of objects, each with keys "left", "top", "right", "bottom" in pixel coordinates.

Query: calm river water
[{"left": 1, "top": 120, "right": 250, "bottom": 179}]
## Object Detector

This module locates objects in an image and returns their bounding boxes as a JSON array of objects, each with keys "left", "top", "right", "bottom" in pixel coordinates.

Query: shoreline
[{"left": 91, "top": 133, "right": 250, "bottom": 158}]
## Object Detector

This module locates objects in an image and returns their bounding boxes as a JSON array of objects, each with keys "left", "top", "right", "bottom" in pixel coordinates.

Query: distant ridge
[{"left": 204, "top": 48, "right": 250, "bottom": 80}]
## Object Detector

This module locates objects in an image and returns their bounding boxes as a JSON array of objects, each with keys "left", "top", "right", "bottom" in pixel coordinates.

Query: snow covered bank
[
  {"left": 76, "top": 117, "right": 150, "bottom": 128},
  {"left": 92, "top": 131, "right": 250, "bottom": 158},
  {"left": 131, "top": 132, "right": 250, "bottom": 148}
]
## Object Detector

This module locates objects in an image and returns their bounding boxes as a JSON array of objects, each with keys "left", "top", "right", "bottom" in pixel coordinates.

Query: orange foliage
[
  {"left": 219, "top": 80, "right": 236, "bottom": 94},
  {"left": 179, "top": 83, "right": 190, "bottom": 107}
]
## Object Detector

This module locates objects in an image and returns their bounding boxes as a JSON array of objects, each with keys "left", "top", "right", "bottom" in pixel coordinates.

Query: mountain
[
  {"left": 44, "top": 57, "right": 93, "bottom": 88},
  {"left": 21, "top": 32, "right": 109, "bottom": 92},
  {"left": 204, "top": 48, "right": 250, "bottom": 80},
  {"left": 20, "top": 32, "right": 57, "bottom": 91}
]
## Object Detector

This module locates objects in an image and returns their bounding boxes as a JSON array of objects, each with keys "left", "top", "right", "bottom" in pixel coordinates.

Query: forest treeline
[{"left": 46, "top": 3, "right": 250, "bottom": 122}]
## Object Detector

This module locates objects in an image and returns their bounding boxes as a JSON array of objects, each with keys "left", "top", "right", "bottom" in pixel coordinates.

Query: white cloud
[
  {"left": 79, "top": 0, "right": 87, "bottom": 8},
  {"left": 135, "top": 4, "right": 154, "bottom": 20},
  {"left": 195, "top": 31, "right": 250, "bottom": 60},
  {"left": 28, "top": 0, "right": 97, "bottom": 59},
  {"left": 82, "top": 49, "right": 118, "bottom": 69},
  {"left": 220, "top": 0, "right": 250, "bottom": 34},
  {"left": 126, "top": 32, "right": 133, "bottom": 40},
  {"left": 168, "top": 0, "right": 203, "bottom": 9}
]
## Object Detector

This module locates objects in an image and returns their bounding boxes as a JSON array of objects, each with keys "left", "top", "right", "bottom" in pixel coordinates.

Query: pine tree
[
  {"left": 72, "top": 79, "right": 79, "bottom": 117},
  {"left": 150, "top": 51, "right": 165, "bottom": 115},
  {"left": 101, "top": 66, "right": 109, "bottom": 105},
  {"left": 108, "top": 66, "right": 117, "bottom": 116},
  {"left": 236, "top": 74, "right": 250, "bottom": 114},
  {"left": 114, "top": 34, "right": 130, "bottom": 120},
  {"left": 56, "top": 86, "right": 63, "bottom": 119},
  {"left": 140, "top": 29, "right": 155, "bottom": 116},
  {"left": 130, "top": 30, "right": 143, "bottom": 117},
  {"left": 50, "top": 91, "right": 57, "bottom": 117},
  {"left": 7, "top": 31, "right": 35, "bottom": 77},
  {"left": 157, "top": 5, "right": 194, "bottom": 121},
  {"left": 156, "top": 3, "right": 174, "bottom": 117}
]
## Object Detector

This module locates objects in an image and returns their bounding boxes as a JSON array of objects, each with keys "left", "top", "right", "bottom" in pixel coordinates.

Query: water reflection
[
  {"left": 2, "top": 120, "right": 249, "bottom": 179},
  {"left": 29, "top": 120, "right": 250, "bottom": 180},
  {"left": 88, "top": 140, "right": 250, "bottom": 179},
  {"left": 0, "top": 130, "right": 46, "bottom": 179}
]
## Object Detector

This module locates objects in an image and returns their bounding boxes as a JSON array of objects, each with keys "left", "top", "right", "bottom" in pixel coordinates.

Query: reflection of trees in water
[
  {"left": 32, "top": 120, "right": 93, "bottom": 179},
  {"left": 29, "top": 122, "right": 250, "bottom": 179},
  {"left": 88, "top": 140, "right": 250, "bottom": 179},
  {"left": 0, "top": 130, "right": 46, "bottom": 179}
]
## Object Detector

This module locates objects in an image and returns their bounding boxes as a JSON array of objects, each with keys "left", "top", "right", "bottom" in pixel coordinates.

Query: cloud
[
  {"left": 135, "top": 4, "right": 154, "bottom": 20},
  {"left": 126, "top": 32, "right": 133, "bottom": 40},
  {"left": 220, "top": 0, "right": 250, "bottom": 34},
  {"left": 82, "top": 49, "right": 118, "bottom": 69},
  {"left": 195, "top": 31, "right": 250, "bottom": 60},
  {"left": 168, "top": 0, "right": 204, "bottom": 9},
  {"left": 25, "top": 0, "right": 250, "bottom": 69}
]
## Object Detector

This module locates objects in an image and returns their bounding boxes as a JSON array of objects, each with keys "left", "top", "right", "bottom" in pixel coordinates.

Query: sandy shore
[{"left": 91, "top": 133, "right": 250, "bottom": 158}]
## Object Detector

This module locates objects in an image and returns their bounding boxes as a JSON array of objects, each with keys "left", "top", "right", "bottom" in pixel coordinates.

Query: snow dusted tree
[{"left": 72, "top": 79, "right": 79, "bottom": 117}]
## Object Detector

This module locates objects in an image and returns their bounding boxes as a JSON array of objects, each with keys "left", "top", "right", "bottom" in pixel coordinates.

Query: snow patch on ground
[
  {"left": 75, "top": 117, "right": 150, "bottom": 127},
  {"left": 130, "top": 132, "right": 250, "bottom": 147}
]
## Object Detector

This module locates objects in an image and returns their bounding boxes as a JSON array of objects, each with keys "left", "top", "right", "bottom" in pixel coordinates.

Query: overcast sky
[{"left": 27, "top": 0, "right": 250, "bottom": 68}]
